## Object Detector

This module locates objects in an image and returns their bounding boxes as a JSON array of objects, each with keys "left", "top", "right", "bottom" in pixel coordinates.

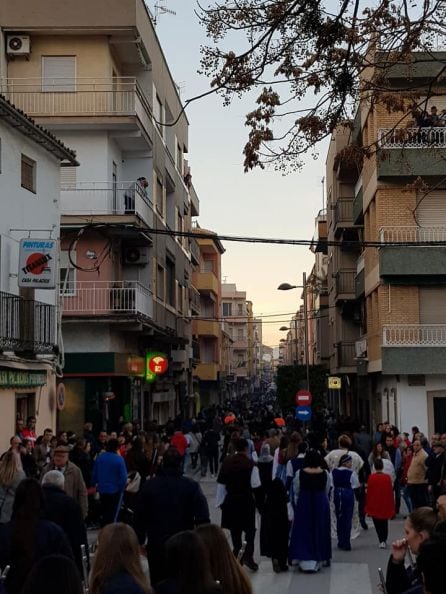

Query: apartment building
[
  {"left": 0, "top": 95, "right": 77, "bottom": 452},
  {"left": 311, "top": 49, "right": 446, "bottom": 435},
  {"left": 221, "top": 283, "right": 251, "bottom": 397},
  {"left": 0, "top": 0, "right": 200, "bottom": 430},
  {"left": 191, "top": 227, "right": 225, "bottom": 407}
]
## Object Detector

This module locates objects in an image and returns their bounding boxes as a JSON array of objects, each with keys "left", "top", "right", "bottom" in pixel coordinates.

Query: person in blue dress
[
  {"left": 289, "top": 450, "right": 332, "bottom": 573},
  {"left": 332, "top": 454, "right": 360, "bottom": 551}
]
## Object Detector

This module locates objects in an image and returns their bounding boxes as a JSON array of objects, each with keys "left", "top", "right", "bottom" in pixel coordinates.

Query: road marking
[{"left": 329, "top": 562, "right": 373, "bottom": 594}]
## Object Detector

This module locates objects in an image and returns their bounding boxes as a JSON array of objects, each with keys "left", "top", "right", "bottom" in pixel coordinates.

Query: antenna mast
[{"left": 153, "top": 1, "right": 176, "bottom": 26}]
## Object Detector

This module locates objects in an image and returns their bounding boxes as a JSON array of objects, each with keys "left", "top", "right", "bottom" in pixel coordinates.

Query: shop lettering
[
  {"left": 22, "top": 241, "right": 54, "bottom": 249},
  {"left": 21, "top": 253, "right": 52, "bottom": 275},
  {"left": 0, "top": 369, "right": 47, "bottom": 387}
]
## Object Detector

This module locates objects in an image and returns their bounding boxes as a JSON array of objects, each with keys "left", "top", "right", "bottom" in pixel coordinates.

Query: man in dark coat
[
  {"left": 42, "top": 470, "right": 88, "bottom": 575},
  {"left": 135, "top": 447, "right": 210, "bottom": 586},
  {"left": 217, "top": 438, "right": 261, "bottom": 571}
]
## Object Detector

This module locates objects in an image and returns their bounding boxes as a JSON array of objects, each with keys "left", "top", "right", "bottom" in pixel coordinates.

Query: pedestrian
[
  {"left": 365, "top": 458, "right": 395, "bottom": 548},
  {"left": 332, "top": 454, "right": 360, "bottom": 551},
  {"left": 436, "top": 492, "right": 446, "bottom": 521},
  {"left": 126, "top": 436, "right": 151, "bottom": 481},
  {"left": 369, "top": 442, "right": 396, "bottom": 482},
  {"left": 217, "top": 438, "right": 261, "bottom": 571},
  {"left": 34, "top": 427, "right": 54, "bottom": 475},
  {"left": 374, "top": 423, "right": 384, "bottom": 444},
  {"left": 0, "top": 479, "right": 73, "bottom": 594},
  {"left": 407, "top": 439, "right": 429, "bottom": 509},
  {"left": 384, "top": 434, "right": 403, "bottom": 515},
  {"left": 70, "top": 438, "right": 93, "bottom": 488},
  {"left": 416, "top": 533, "right": 446, "bottom": 594},
  {"left": 22, "top": 415, "right": 37, "bottom": 448},
  {"left": 42, "top": 444, "right": 88, "bottom": 519},
  {"left": 186, "top": 426, "right": 202, "bottom": 471},
  {"left": 21, "top": 438, "right": 39, "bottom": 478},
  {"left": 289, "top": 450, "right": 332, "bottom": 572},
  {"left": 170, "top": 427, "right": 188, "bottom": 459},
  {"left": 154, "top": 530, "right": 221, "bottom": 594},
  {"left": 135, "top": 447, "right": 210, "bottom": 585},
  {"left": 257, "top": 443, "right": 273, "bottom": 504},
  {"left": 21, "top": 555, "right": 84, "bottom": 594},
  {"left": 385, "top": 507, "right": 437, "bottom": 594},
  {"left": 92, "top": 438, "right": 128, "bottom": 526},
  {"left": 42, "top": 469, "right": 89, "bottom": 576},
  {"left": 0, "top": 450, "right": 26, "bottom": 523},
  {"left": 203, "top": 425, "right": 220, "bottom": 478},
  {"left": 286, "top": 441, "right": 307, "bottom": 490},
  {"left": 426, "top": 440, "right": 445, "bottom": 502},
  {"left": 355, "top": 425, "right": 373, "bottom": 458},
  {"left": 196, "top": 524, "right": 252, "bottom": 594},
  {"left": 90, "top": 523, "right": 151, "bottom": 594},
  {"left": 259, "top": 476, "right": 289, "bottom": 572}
]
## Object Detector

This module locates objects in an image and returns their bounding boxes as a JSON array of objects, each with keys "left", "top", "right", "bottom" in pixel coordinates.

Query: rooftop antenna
[
  {"left": 321, "top": 176, "right": 325, "bottom": 210},
  {"left": 153, "top": 1, "right": 176, "bottom": 26}
]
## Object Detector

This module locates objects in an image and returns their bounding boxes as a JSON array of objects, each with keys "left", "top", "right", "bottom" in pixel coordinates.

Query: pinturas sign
[{"left": 18, "top": 239, "right": 57, "bottom": 289}]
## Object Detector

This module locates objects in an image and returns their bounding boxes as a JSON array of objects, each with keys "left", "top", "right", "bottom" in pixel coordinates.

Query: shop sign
[
  {"left": 328, "top": 376, "right": 342, "bottom": 390},
  {"left": 56, "top": 383, "right": 65, "bottom": 411},
  {"left": 145, "top": 352, "right": 168, "bottom": 383},
  {"left": 18, "top": 238, "right": 57, "bottom": 289},
  {"left": 127, "top": 356, "right": 145, "bottom": 377},
  {"left": 0, "top": 369, "right": 47, "bottom": 388}
]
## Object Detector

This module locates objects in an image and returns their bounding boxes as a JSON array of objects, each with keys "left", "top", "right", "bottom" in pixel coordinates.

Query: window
[
  {"left": 223, "top": 302, "right": 232, "bottom": 317},
  {"left": 153, "top": 89, "right": 164, "bottom": 137},
  {"left": 155, "top": 176, "right": 164, "bottom": 217},
  {"left": 42, "top": 56, "right": 76, "bottom": 91},
  {"left": 21, "top": 155, "right": 36, "bottom": 193},
  {"left": 176, "top": 209, "right": 184, "bottom": 245},
  {"left": 156, "top": 264, "right": 165, "bottom": 300},
  {"left": 176, "top": 143, "right": 183, "bottom": 174},
  {"left": 237, "top": 328, "right": 244, "bottom": 340},
  {"left": 237, "top": 303, "right": 244, "bottom": 315},
  {"left": 166, "top": 257, "right": 175, "bottom": 307},
  {"left": 59, "top": 250, "right": 76, "bottom": 294},
  {"left": 202, "top": 259, "right": 214, "bottom": 273}
]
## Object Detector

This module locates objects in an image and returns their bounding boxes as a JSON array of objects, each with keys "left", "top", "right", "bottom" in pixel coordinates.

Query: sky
[{"left": 147, "top": 0, "right": 330, "bottom": 347}]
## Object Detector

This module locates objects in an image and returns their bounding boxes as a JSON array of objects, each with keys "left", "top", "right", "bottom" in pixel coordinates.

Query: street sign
[
  {"left": 295, "top": 389, "right": 312, "bottom": 406},
  {"left": 295, "top": 405, "right": 312, "bottom": 421},
  {"left": 145, "top": 352, "right": 169, "bottom": 383},
  {"left": 328, "top": 376, "right": 342, "bottom": 390}
]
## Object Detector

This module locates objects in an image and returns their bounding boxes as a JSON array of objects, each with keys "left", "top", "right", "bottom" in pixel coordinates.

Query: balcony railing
[
  {"left": 379, "top": 127, "right": 446, "bottom": 149},
  {"left": 337, "top": 341, "right": 356, "bottom": 367},
  {"left": 379, "top": 226, "right": 446, "bottom": 243},
  {"left": 334, "top": 199, "right": 354, "bottom": 225},
  {"left": 0, "top": 77, "right": 151, "bottom": 117},
  {"left": 61, "top": 182, "right": 153, "bottom": 225},
  {"left": 335, "top": 269, "right": 356, "bottom": 294},
  {"left": 383, "top": 325, "right": 446, "bottom": 346},
  {"left": 61, "top": 281, "right": 152, "bottom": 318},
  {"left": 189, "top": 286, "right": 201, "bottom": 315},
  {"left": 0, "top": 291, "right": 55, "bottom": 353}
]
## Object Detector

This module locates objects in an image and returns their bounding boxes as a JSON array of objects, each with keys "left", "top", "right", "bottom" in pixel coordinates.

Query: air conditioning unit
[
  {"left": 7, "top": 35, "right": 30, "bottom": 55},
  {"left": 124, "top": 246, "right": 150, "bottom": 265}
]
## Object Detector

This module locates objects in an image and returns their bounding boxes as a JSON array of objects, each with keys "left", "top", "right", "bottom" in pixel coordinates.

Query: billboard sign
[{"left": 18, "top": 239, "right": 57, "bottom": 289}]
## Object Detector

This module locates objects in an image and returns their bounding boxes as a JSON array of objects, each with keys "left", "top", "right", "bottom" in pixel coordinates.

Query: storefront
[{"left": 0, "top": 362, "right": 56, "bottom": 453}]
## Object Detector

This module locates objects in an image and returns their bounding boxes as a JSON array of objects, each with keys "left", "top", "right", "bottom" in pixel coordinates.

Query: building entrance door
[{"left": 427, "top": 390, "right": 446, "bottom": 435}]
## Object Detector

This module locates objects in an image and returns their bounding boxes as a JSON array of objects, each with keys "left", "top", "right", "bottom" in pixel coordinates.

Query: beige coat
[{"left": 407, "top": 449, "right": 428, "bottom": 485}]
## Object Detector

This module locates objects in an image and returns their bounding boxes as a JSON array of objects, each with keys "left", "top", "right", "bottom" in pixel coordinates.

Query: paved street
[{"left": 198, "top": 476, "right": 405, "bottom": 594}]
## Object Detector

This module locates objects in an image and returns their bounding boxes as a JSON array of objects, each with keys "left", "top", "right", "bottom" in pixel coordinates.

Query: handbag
[{"left": 126, "top": 471, "right": 141, "bottom": 494}]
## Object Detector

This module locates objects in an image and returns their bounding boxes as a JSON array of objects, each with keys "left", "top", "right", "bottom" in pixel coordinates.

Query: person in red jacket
[
  {"left": 171, "top": 429, "right": 188, "bottom": 457},
  {"left": 365, "top": 457, "right": 395, "bottom": 548}
]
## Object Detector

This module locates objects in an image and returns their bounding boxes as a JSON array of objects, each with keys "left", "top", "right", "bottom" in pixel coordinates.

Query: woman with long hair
[
  {"left": 90, "top": 522, "right": 150, "bottom": 594},
  {"left": 21, "top": 554, "right": 83, "bottom": 594},
  {"left": 196, "top": 524, "right": 252, "bottom": 594},
  {"left": 155, "top": 530, "right": 221, "bottom": 594},
  {"left": 0, "top": 450, "right": 26, "bottom": 523},
  {"left": 0, "top": 478, "right": 72, "bottom": 594}
]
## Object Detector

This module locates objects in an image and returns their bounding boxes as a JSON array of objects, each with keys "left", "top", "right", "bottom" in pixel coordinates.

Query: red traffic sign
[
  {"left": 148, "top": 354, "right": 168, "bottom": 375},
  {"left": 295, "top": 390, "right": 312, "bottom": 406}
]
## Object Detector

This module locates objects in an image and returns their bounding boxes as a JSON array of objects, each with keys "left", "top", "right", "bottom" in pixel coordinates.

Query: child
[{"left": 332, "top": 454, "right": 359, "bottom": 551}]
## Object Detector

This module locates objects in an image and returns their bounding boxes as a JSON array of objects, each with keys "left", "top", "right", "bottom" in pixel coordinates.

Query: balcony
[
  {"left": 310, "top": 209, "right": 328, "bottom": 254},
  {"left": 379, "top": 226, "right": 446, "bottom": 282},
  {"left": 353, "top": 186, "right": 363, "bottom": 225},
  {"left": 377, "top": 128, "right": 446, "bottom": 177},
  {"left": 189, "top": 286, "right": 201, "bottom": 315},
  {"left": 0, "top": 291, "right": 55, "bottom": 354},
  {"left": 1, "top": 78, "right": 154, "bottom": 145},
  {"left": 336, "top": 341, "right": 356, "bottom": 369},
  {"left": 382, "top": 324, "right": 446, "bottom": 374},
  {"left": 195, "top": 362, "right": 219, "bottom": 381},
  {"left": 195, "top": 320, "right": 220, "bottom": 338},
  {"left": 195, "top": 271, "right": 219, "bottom": 296},
  {"left": 190, "top": 239, "right": 200, "bottom": 266},
  {"left": 333, "top": 199, "right": 354, "bottom": 237},
  {"left": 61, "top": 281, "right": 152, "bottom": 319},
  {"left": 334, "top": 269, "right": 356, "bottom": 301},
  {"left": 61, "top": 182, "right": 153, "bottom": 228},
  {"left": 232, "top": 338, "right": 249, "bottom": 350}
]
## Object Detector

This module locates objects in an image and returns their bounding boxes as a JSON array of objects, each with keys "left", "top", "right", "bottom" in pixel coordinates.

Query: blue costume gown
[
  {"left": 289, "top": 469, "right": 332, "bottom": 570},
  {"left": 332, "top": 467, "right": 356, "bottom": 550}
]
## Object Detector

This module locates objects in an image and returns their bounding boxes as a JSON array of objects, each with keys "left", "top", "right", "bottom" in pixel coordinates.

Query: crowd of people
[{"left": 0, "top": 406, "right": 444, "bottom": 594}]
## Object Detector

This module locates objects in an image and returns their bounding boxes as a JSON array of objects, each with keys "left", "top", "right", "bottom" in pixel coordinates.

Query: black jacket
[
  {"left": 386, "top": 555, "right": 420, "bottom": 594},
  {"left": 43, "top": 484, "right": 88, "bottom": 574},
  {"left": 135, "top": 469, "right": 210, "bottom": 546},
  {"left": 102, "top": 572, "right": 147, "bottom": 594}
]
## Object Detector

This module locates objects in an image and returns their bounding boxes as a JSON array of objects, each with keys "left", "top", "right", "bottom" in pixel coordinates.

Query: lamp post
[{"left": 277, "top": 272, "right": 310, "bottom": 391}]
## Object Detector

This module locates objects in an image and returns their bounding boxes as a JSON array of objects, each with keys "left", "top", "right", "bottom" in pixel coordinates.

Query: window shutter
[
  {"left": 60, "top": 166, "right": 77, "bottom": 187},
  {"left": 42, "top": 56, "right": 76, "bottom": 91},
  {"left": 417, "top": 191, "right": 446, "bottom": 227},
  {"left": 419, "top": 287, "right": 446, "bottom": 323}
]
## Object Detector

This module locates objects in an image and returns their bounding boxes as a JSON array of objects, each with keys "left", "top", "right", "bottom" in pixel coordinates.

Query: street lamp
[
  {"left": 279, "top": 323, "right": 298, "bottom": 366},
  {"left": 277, "top": 272, "right": 310, "bottom": 391}
]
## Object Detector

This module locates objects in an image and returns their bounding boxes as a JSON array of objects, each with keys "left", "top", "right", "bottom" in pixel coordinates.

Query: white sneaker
[{"left": 379, "top": 542, "right": 387, "bottom": 549}]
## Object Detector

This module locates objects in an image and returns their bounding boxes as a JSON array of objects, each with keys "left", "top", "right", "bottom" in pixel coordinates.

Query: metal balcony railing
[
  {"left": 334, "top": 199, "right": 354, "bottom": 225},
  {"left": 378, "top": 127, "right": 446, "bottom": 149},
  {"left": 335, "top": 269, "right": 356, "bottom": 294},
  {"left": 60, "top": 181, "right": 152, "bottom": 223},
  {"left": 189, "top": 286, "right": 201, "bottom": 315},
  {"left": 0, "top": 291, "right": 56, "bottom": 353},
  {"left": 0, "top": 77, "right": 151, "bottom": 117},
  {"left": 379, "top": 226, "right": 446, "bottom": 243},
  {"left": 61, "top": 281, "right": 152, "bottom": 318},
  {"left": 337, "top": 341, "right": 356, "bottom": 367},
  {"left": 383, "top": 325, "right": 446, "bottom": 346}
]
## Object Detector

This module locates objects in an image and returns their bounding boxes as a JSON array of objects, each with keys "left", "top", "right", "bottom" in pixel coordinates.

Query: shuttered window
[
  {"left": 60, "top": 166, "right": 77, "bottom": 187},
  {"left": 416, "top": 191, "right": 446, "bottom": 226},
  {"left": 21, "top": 154, "right": 36, "bottom": 193},
  {"left": 42, "top": 56, "right": 76, "bottom": 92},
  {"left": 419, "top": 287, "right": 446, "bottom": 323}
]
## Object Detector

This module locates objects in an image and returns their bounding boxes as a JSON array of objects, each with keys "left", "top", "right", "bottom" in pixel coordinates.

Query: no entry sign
[
  {"left": 295, "top": 389, "right": 312, "bottom": 406},
  {"left": 18, "top": 239, "right": 57, "bottom": 289}
]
